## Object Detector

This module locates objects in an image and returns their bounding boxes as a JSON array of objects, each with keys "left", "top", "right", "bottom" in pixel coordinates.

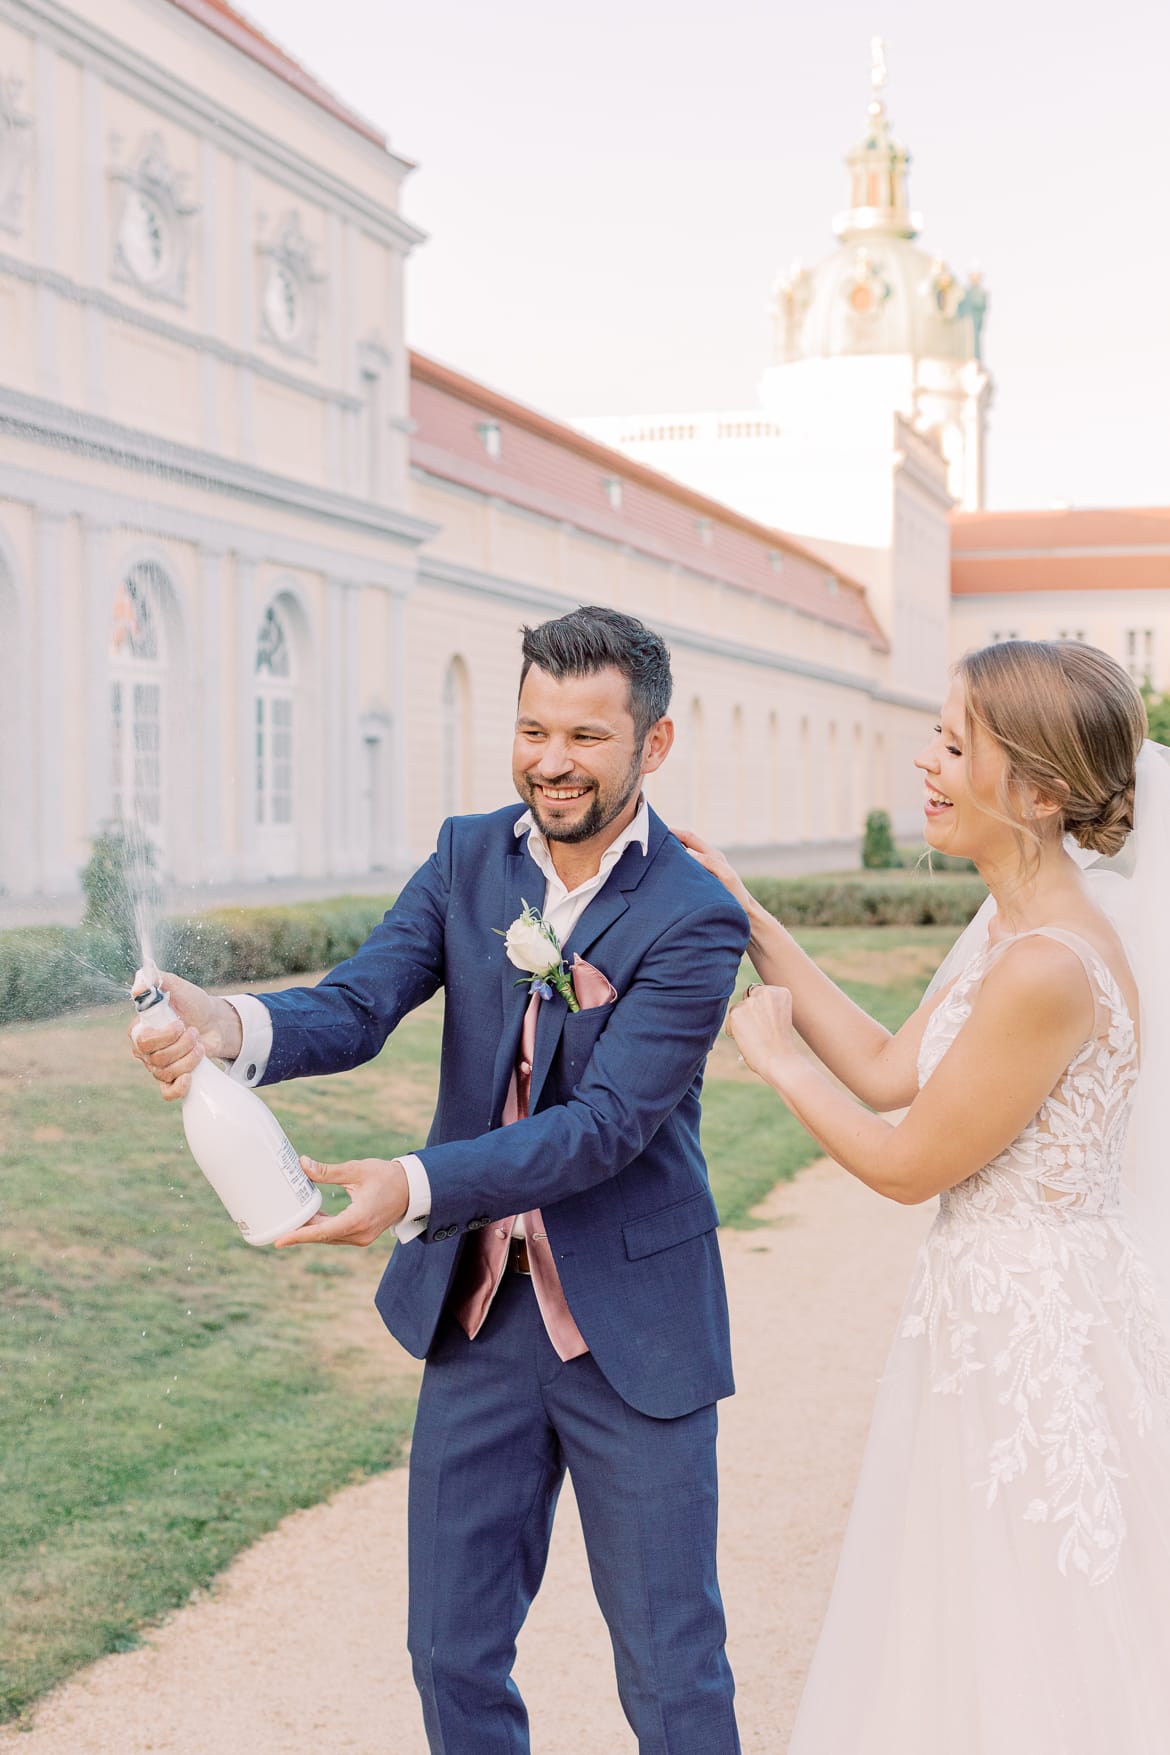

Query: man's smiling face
[{"left": 512, "top": 664, "right": 647, "bottom": 846}]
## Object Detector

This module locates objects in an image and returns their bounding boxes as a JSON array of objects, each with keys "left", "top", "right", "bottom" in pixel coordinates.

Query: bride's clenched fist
[{"left": 726, "top": 983, "right": 798, "bottom": 1082}]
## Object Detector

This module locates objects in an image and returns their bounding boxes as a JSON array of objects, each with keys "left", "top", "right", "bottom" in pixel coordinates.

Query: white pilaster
[
  {"left": 199, "top": 138, "right": 220, "bottom": 450},
  {"left": 199, "top": 547, "right": 228, "bottom": 878},
  {"left": 236, "top": 162, "right": 255, "bottom": 460},
  {"left": 81, "top": 65, "right": 106, "bottom": 414},
  {"left": 34, "top": 39, "right": 59, "bottom": 399},
  {"left": 35, "top": 510, "right": 70, "bottom": 892},
  {"left": 387, "top": 588, "right": 410, "bottom": 869},
  {"left": 235, "top": 554, "right": 258, "bottom": 877},
  {"left": 322, "top": 575, "right": 345, "bottom": 867},
  {"left": 341, "top": 578, "right": 363, "bottom": 869},
  {"left": 82, "top": 518, "right": 112, "bottom": 840}
]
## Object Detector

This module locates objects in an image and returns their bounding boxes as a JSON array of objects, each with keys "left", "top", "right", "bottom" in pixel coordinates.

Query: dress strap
[{"left": 985, "top": 927, "right": 1115, "bottom": 1036}]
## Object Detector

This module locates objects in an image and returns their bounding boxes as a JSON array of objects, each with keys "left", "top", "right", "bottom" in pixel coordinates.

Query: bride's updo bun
[{"left": 957, "top": 640, "right": 1146, "bottom": 860}]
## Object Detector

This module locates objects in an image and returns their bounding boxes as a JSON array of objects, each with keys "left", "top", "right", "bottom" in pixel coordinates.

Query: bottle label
[{"left": 277, "top": 1133, "right": 317, "bottom": 1203}]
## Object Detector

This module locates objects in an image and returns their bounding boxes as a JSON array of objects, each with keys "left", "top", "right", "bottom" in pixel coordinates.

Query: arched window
[
  {"left": 255, "top": 601, "right": 296, "bottom": 872},
  {"left": 441, "top": 657, "right": 471, "bottom": 817},
  {"left": 110, "top": 563, "right": 167, "bottom": 848}
]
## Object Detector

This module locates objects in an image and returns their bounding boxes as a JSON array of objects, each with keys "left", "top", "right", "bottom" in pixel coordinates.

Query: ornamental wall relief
[
  {"left": 256, "top": 210, "right": 325, "bottom": 360},
  {"left": 770, "top": 262, "right": 814, "bottom": 362},
  {"left": 0, "top": 73, "right": 33, "bottom": 237},
  {"left": 841, "top": 247, "right": 891, "bottom": 317},
  {"left": 110, "top": 131, "right": 199, "bottom": 304}
]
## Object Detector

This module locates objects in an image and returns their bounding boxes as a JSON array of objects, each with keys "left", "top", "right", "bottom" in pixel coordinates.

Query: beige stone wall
[
  {"left": 952, "top": 595, "right": 1170, "bottom": 695},
  {"left": 402, "top": 472, "right": 916, "bottom": 869},
  {"left": 0, "top": 0, "right": 942, "bottom": 907}
]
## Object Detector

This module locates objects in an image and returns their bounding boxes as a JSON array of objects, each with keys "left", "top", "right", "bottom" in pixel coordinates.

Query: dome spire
[{"left": 834, "top": 38, "right": 920, "bottom": 242}]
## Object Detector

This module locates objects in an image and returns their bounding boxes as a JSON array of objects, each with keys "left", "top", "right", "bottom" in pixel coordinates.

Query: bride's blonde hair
[{"left": 957, "top": 640, "right": 1147, "bottom": 859}]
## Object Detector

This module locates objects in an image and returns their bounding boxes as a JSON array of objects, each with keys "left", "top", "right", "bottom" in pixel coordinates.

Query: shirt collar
[{"left": 514, "top": 794, "right": 651, "bottom": 874}]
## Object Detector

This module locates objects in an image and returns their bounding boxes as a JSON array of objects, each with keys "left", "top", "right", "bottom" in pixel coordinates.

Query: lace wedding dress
[{"left": 788, "top": 926, "right": 1170, "bottom": 1755}]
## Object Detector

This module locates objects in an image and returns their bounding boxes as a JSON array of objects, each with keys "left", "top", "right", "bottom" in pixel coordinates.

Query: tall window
[
  {"left": 1125, "top": 628, "right": 1154, "bottom": 687},
  {"left": 827, "top": 721, "right": 839, "bottom": 837},
  {"left": 732, "top": 706, "right": 745, "bottom": 842},
  {"left": 689, "top": 698, "right": 706, "bottom": 828},
  {"left": 767, "top": 711, "right": 782, "bottom": 842},
  {"left": 255, "top": 603, "right": 295, "bottom": 852},
  {"left": 441, "top": 657, "right": 471, "bottom": 817},
  {"left": 799, "top": 716, "right": 812, "bottom": 840},
  {"left": 110, "top": 564, "right": 166, "bottom": 844}
]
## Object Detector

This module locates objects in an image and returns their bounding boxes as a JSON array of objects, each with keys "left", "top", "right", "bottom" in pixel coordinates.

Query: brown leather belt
[{"left": 508, "top": 1237, "right": 532, "bottom": 1276}]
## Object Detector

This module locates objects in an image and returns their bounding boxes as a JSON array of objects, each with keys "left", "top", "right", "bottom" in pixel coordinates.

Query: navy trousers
[{"left": 406, "top": 1270, "right": 740, "bottom": 1754}]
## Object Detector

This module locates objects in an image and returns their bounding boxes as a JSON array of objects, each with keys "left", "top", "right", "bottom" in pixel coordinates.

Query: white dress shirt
[{"left": 224, "top": 798, "right": 650, "bottom": 1243}]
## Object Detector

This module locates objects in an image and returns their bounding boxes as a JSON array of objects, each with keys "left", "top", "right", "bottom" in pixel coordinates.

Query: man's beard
[{"left": 524, "top": 752, "right": 643, "bottom": 845}]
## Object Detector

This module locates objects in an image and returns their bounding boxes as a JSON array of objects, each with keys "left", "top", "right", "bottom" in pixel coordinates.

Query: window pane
[
  {"left": 132, "top": 683, "right": 161, "bottom": 826},
  {"left": 256, "top": 697, "right": 266, "bottom": 824}
]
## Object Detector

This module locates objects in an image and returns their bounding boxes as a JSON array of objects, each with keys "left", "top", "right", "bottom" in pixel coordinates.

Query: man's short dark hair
[{"left": 519, "top": 605, "right": 673, "bottom": 742}]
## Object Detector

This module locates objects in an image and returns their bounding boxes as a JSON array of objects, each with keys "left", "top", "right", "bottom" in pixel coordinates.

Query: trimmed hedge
[
  {"left": 0, "top": 896, "right": 395, "bottom": 1029},
  {"left": 0, "top": 872, "right": 988, "bottom": 1028},
  {"left": 744, "top": 871, "right": 987, "bottom": 928}
]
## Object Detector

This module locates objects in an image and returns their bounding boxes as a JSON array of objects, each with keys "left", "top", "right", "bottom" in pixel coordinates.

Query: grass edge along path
[{"left": 0, "top": 923, "right": 958, "bottom": 1722}]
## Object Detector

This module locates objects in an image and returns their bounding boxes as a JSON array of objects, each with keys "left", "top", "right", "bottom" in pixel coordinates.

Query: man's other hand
[{"left": 274, "top": 1157, "right": 411, "bottom": 1248}]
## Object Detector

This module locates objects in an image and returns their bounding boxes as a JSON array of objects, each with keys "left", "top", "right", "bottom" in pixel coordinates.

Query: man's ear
[{"left": 641, "top": 717, "right": 674, "bottom": 776}]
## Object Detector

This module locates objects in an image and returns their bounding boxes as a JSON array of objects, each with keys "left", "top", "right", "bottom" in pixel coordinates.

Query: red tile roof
[
  {"left": 409, "top": 352, "right": 888, "bottom": 651},
  {"left": 951, "top": 508, "right": 1170, "bottom": 596},
  {"left": 165, "top": 0, "right": 390, "bottom": 149}
]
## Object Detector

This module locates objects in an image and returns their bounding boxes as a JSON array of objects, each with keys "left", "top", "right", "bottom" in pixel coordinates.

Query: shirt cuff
[
  {"left": 394, "top": 1153, "right": 432, "bottom": 1243},
  {"left": 223, "top": 994, "right": 273, "bottom": 1086}
]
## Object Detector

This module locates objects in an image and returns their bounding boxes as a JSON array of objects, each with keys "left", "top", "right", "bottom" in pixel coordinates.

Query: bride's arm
[
  {"left": 676, "top": 829, "right": 934, "bottom": 1110},
  {"left": 727, "top": 936, "right": 1095, "bottom": 1205}
]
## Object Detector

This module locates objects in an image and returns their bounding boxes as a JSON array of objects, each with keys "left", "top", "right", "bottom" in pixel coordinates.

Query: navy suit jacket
[{"left": 257, "top": 804, "right": 750, "bottom": 1419}]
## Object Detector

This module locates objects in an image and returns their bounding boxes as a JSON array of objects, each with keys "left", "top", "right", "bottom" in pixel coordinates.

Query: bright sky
[{"left": 241, "top": 0, "right": 1169, "bottom": 512}]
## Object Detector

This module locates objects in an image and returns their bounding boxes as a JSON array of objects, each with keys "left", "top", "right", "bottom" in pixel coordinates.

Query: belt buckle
[{"left": 509, "top": 1237, "right": 532, "bottom": 1276}]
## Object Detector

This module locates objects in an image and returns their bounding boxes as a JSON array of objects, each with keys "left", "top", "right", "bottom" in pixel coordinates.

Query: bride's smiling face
[{"left": 915, "top": 676, "right": 1016, "bottom": 862}]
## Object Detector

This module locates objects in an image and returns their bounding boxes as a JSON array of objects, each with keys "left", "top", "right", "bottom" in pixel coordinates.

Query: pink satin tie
[{"left": 451, "top": 956, "right": 613, "bottom": 1359}]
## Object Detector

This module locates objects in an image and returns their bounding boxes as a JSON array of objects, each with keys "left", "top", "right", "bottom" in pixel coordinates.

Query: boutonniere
[{"left": 496, "top": 900, "right": 581, "bottom": 1012}]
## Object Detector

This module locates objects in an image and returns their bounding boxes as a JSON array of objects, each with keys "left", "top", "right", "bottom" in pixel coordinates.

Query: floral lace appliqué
[{"left": 903, "top": 931, "right": 1170, "bottom": 1586}]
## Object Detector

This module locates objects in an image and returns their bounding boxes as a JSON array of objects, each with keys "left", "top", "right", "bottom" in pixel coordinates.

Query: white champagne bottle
[{"left": 131, "top": 979, "right": 322, "bottom": 1247}]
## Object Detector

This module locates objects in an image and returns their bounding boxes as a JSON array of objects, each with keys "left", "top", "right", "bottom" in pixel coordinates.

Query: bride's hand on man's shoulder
[
  {"left": 726, "top": 984, "right": 797, "bottom": 1081},
  {"left": 674, "top": 827, "right": 753, "bottom": 912}
]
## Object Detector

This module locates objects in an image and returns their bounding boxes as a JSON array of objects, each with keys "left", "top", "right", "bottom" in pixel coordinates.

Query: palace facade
[{"left": 0, "top": 2, "right": 1164, "bottom": 917}]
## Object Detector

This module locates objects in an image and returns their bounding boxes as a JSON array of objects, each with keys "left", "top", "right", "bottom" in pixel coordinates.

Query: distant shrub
[
  {"left": 861, "top": 809, "right": 899, "bottom": 869},
  {"left": 80, "top": 827, "right": 161, "bottom": 970},
  {"left": 743, "top": 871, "right": 986, "bottom": 928},
  {"left": 1143, "top": 685, "right": 1170, "bottom": 747}
]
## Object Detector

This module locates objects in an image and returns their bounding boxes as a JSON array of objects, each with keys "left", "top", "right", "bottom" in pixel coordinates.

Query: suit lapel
[
  {"left": 526, "top": 810, "right": 670, "bottom": 1111},
  {"left": 491, "top": 840, "right": 542, "bottom": 1120}
]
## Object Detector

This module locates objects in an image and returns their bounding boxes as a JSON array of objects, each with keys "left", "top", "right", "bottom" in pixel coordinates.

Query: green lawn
[{"left": 0, "top": 922, "right": 958, "bottom": 1721}]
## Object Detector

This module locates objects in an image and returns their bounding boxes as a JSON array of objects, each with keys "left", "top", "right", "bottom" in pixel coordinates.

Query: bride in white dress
[{"left": 680, "top": 639, "right": 1170, "bottom": 1753}]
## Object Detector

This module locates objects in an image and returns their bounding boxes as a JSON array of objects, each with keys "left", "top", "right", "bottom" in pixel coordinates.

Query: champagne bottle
[{"left": 131, "top": 980, "right": 322, "bottom": 1247}]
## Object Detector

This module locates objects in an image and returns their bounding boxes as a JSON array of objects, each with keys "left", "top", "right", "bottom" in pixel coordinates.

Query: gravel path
[{"left": 2, "top": 1162, "right": 933, "bottom": 1754}]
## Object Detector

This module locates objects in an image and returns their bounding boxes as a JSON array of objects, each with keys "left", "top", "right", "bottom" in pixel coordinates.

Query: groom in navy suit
[{"left": 135, "top": 605, "right": 749, "bottom": 1754}]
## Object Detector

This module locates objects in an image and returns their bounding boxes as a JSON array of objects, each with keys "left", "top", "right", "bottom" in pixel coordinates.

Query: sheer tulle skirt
[{"left": 787, "top": 1222, "right": 1170, "bottom": 1755}]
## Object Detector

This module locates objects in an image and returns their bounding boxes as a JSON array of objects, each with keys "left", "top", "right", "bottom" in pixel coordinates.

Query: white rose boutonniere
[{"left": 497, "top": 899, "right": 580, "bottom": 1012}]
